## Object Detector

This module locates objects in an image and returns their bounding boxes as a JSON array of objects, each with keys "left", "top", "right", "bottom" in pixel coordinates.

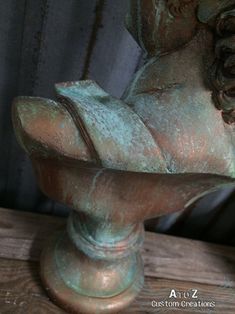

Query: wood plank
[
  {"left": 142, "top": 232, "right": 235, "bottom": 287},
  {"left": 0, "top": 207, "right": 65, "bottom": 261},
  {"left": 0, "top": 258, "right": 64, "bottom": 313},
  {"left": 1, "top": 207, "right": 235, "bottom": 288},
  {"left": 125, "top": 277, "right": 235, "bottom": 314},
  {"left": 0, "top": 258, "right": 234, "bottom": 314}
]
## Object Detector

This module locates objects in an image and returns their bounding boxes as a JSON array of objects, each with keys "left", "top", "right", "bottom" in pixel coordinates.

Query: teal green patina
[
  {"left": 55, "top": 80, "right": 167, "bottom": 173},
  {"left": 12, "top": 1, "right": 235, "bottom": 313}
]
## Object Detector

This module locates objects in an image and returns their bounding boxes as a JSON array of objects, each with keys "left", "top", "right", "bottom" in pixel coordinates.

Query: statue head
[{"left": 126, "top": 0, "right": 199, "bottom": 56}]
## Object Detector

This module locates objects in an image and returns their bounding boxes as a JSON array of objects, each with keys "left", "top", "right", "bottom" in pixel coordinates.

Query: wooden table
[{"left": 0, "top": 207, "right": 235, "bottom": 313}]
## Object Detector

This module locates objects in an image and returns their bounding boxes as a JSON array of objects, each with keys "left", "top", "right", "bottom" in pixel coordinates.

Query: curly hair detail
[{"left": 211, "top": 9, "right": 235, "bottom": 124}]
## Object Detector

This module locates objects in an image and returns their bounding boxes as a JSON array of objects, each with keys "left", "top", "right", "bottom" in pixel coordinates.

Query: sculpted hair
[{"left": 210, "top": 8, "right": 235, "bottom": 124}]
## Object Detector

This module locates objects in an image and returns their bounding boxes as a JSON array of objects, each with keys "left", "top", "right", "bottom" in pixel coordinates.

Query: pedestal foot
[{"left": 40, "top": 213, "right": 144, "bottom": 314}]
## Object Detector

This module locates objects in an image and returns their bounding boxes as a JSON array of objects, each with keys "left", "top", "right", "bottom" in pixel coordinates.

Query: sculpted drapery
[{"left": 12, "top": 1, "right": 235, "bottom": 313}]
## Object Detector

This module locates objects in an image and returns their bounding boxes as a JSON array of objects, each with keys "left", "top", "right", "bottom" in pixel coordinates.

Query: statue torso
[{"left": 124, "top": 28, "right": 235, "bottom": 177}]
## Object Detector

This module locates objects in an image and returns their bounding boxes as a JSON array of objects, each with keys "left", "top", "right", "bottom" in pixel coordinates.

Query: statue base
[{"left": 40, "top": 212, "right": 144, "bottom": 313}]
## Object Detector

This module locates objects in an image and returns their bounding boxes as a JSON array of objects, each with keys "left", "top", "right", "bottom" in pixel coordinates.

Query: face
[{"left": 126, "top": 0, "right": 199, "bottom": 56}]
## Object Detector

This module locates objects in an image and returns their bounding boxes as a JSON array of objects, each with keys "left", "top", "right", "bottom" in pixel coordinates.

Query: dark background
[{"left": 1, "top": 0, "right": 235, "bottom": 245}]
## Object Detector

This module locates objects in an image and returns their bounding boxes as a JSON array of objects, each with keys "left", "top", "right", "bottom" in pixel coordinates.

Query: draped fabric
[{"left": 0, "top": 0, "right": 234, "bottom": 245}]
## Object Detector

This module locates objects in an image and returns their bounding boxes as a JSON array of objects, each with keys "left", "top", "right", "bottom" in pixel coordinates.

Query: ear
[{"left": 126, "top": 0, "right": 200, "bottom": 56}]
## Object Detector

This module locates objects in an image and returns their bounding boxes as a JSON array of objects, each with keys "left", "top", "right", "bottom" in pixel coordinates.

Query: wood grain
[
  {"left": 1, "top": 207, "right": 235, "bottom": 288},
  {"left": 143, "top": 232, "right": 235, "bottom": 287},
  {"left": 0, "top": 258, "right": 234, "bottom": 314},
  {"left": 125, "top": 277, "right": 235, "bottom": 314},
  {"left": 0, "top": 207, "right": 65, "bottom": 261},
  {"left": 0, "top": 258, "right": 64, "bottom": 313}
]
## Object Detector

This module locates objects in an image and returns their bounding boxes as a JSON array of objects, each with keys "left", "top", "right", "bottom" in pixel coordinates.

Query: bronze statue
[{"left": 12, "top": 1, "right": 235, "bottom": 313}]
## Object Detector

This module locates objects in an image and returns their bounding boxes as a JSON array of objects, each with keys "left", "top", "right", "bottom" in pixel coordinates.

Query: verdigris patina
[{"left": 12, "top": 1, "right": 235, "bottom": 313}]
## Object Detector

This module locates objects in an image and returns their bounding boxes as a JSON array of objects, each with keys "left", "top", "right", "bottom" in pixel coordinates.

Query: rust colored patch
[{"left": 11, "top": 1, "right": 235, "bottom": 313}]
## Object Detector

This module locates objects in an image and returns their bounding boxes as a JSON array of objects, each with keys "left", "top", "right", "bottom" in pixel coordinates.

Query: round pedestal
[{"left": 40, "top": 214, "right": 144, "bottom": 313}]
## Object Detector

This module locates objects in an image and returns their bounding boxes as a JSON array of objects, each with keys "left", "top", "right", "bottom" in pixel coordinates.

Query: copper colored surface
[
  {"left": 12, "top": 1, "right": 235, "bottom": 313},
  {"left": 41, "top": 232, "right": 144, "bottom": 314}
]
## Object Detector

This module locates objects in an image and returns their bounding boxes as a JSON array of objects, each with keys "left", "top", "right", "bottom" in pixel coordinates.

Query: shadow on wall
[{"left": 146, "top": 186, "right": 235, "bottom": 245}]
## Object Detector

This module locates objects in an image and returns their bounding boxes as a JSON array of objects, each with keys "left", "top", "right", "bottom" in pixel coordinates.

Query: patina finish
[{"left": 12, "top": 1, "right": 235, "bottom": 313}]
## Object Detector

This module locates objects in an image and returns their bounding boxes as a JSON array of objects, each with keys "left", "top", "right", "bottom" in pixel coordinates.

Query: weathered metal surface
[{"left": 12, "top": 0, "right": 235, "bottom": 313}]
